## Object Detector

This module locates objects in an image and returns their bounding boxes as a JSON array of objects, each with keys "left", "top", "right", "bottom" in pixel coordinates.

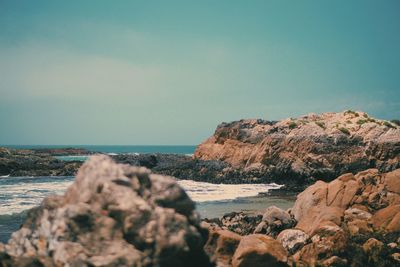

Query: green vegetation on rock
[
  {"left": 345, "top": 110, "right": 359, "bottom": 117},
  {"left": 383, "top": 121, "right": 395, "bottom": 128},
  {"left": 339, "top": 127, "right": 350, "bottom": 135},
  {"left": 391, "top": 120, "right": 400, "bottom": 126},
  {"left": 289, "top": 122, "right": 297, "bottom": 129},
  {"left": 315, "top": 121, "right": 326, "bottom": 129}
]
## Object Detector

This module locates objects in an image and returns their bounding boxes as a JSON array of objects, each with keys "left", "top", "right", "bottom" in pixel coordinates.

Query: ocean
[
  {"left": 0, "top": 145, "right": 295, "bottom": 243},
  {"left": 4, "top": 145, "right": 197, "bottom": 155}
]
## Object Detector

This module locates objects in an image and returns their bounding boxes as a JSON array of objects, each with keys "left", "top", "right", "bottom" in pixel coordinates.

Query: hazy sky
[{"left": 1, "top": 0, "right": 399, "bottom": 145}]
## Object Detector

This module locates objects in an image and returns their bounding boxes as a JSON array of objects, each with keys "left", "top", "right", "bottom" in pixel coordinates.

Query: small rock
[
  {"left": 293, "top": 221, "right": 347, "bottom": 266},
  {"left": 220, "top": 212, "right": 262, "bottom": 235},
  {"left": 344, "top": 208, "right": 372, "bottom": 221},
  {"left": 204, "top": 229, "right": 242, "bottom": 266},
  {"left": 363, "top": 238, "right": 384, "bottom": 263},
  {"left": 321, "top": 256, "right": 348, "bottom": 267},
  {"left": 232, "top": 234, "right": 288, "bottom": 267},
  {"left": 276, "top": 229, "right": 309, "bottom": 254},
  {"left": 254, "top": 206, "right": 295, "bottom": 236},
  {"left": 392, "top": 252, "right": 400, "bottom": 263}
]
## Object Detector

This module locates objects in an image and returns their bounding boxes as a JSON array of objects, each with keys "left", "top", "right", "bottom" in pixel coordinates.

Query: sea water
[
  {"left": 0, "top": 145, "right": 295, "bottom": 242},
  {"left": 3, "top": 145, "right": 197, "bottom": 155}
]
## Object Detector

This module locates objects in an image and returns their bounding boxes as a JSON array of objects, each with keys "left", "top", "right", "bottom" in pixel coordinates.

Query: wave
[
  {"left": 177, "top": 180, "right": 283, "bottom": 202},
  {"left": 0, "top": 175, "right": 282, "bottom": 215},
  {"left": 0, "top": 178, "right": 73, "bottom": 215}
]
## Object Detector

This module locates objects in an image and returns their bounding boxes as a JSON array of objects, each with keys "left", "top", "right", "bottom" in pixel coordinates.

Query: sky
[{"left": 0, "top": 0, "right": 399, "bottom": 145}]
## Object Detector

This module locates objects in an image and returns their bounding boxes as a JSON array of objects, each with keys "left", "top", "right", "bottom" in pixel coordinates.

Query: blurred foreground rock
[{"left": 0, "top": 156, "right": 212, "bottom": 267}]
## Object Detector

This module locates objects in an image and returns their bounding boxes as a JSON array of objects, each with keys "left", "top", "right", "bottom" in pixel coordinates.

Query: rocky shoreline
[
  {"left": 0, "top": 148, "right": 302, "bottom": 191},
  {"left": 0, "top": 147, "right": 90, "bottom": 177},
  {"left": 1, "top": 111, "right": 399, "bottom": 193},
  {"left": 1, "top": 156, "right": 399, "bottom": 266}
]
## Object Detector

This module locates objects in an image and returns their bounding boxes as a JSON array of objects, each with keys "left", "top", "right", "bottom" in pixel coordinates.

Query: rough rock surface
[
  {"left": 204, "top": 229, "right": 242, "bottom": 267},
  {"left": 231, "top": 234, "right": 288, "bottom": 267},
  {"left": 205, "top": 168, "right": 400, "bottom": 266},
  {"left": 195, "top": 111, "right": 400, "bottom": 189},
  {"left": 203, "top": 212, "right": 263, "bottom": 236},
  {"left": 253, "top": 206, "right": 295, "bottom": 236},
  {"left": 276, "top": 229, "right": 309, "bottom": 255},
  {"left": 0, "top": 156, "right": 212, "bottom": 267},
  {"left": 0, "top": 147, "right": 270, "bottom": 186},
  {"left": 0, "top": 147, "right": 87, "bottom": 176}
]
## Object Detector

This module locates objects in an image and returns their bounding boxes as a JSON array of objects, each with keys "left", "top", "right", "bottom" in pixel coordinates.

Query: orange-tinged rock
[
  {"left": 292, "top": 181, "right": 327, "bottom": 223},
  {"left": 362, "top": 238, "right": 384, "bottom": 262},
  {"left": 385, "top": 169, "right": 400, "bottom": 193},
  {"left": 232, "top": 234, "right": 288, "bottom": 267},
  {"left": 204, "top": 229, "right": 242, "bottom": 266},
  {"left": 337, "top": 173, "right": 355, "bottom": 182},
  {"left": 372, "top": 205, "right": 400, "bottom": 232},
  {"left": 387, "top": 212, "right": 400, "bottom": 232},
  {"left": 294, "top": 221, "right": 347, "bottom": 266}
]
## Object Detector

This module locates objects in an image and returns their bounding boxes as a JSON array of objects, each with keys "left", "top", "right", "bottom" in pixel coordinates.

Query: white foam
[
  {"left": 177, "top": 180, "right": 282, "bottom": 202},
  {"left": 0, "top": 179, "right": 73, "bottom": 214},
  {"left": 0, "top": 177, "right": 282, "bottom": 215},
  {"left": 0, "top": 175, "right": 10, "bottom": 178}
]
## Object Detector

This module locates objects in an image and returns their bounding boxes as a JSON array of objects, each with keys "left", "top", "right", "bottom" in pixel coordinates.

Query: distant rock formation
[
  {"left": 204, "top": 168, "right": 400, "bottom": 266},
  {"left": 0, "top": 156, "right": 212, "bottom": 267},
  {"left": 195, "top": 111, "right": 400, "bottom": 188},
  {"left": 0, "top": 147, "right": 87, "bottom": 176}
]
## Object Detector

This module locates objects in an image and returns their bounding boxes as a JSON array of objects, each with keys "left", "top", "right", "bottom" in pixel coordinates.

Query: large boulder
[
  {"left": 0, "top": 156, "right": 212, "bottom": 267},
  {"left": 291, "top": 169, "right": 400, "bottom": 235},
  {"left": 372, "top": 205, "right": 400, "bottom": 232}
]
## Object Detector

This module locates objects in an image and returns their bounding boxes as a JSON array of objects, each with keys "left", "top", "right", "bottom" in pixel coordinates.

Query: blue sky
[{"left": 0, "top": 0, "right": 399, "bottom": 145}]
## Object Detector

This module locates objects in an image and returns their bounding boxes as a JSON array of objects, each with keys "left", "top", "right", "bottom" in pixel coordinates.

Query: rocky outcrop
[
  {"left": 112, "top": 153, "right": 234, "bottom": 183},
  {"left": 113, "top": 153, "right": 299, "bottom": 186},
  {"left": 1, "top": 148, "right": 270, "bottom": 186},
  {"left": 0, "top": 147, "right": 86, "bottom": 176},
  {"left": 0, "top": 147, "right": 96, "bottom": 177},
  {"left": 205, "top": 168, "right": 400, "bottom": 266},
  {"left": 0, "top": 156, "right": 212, "bottom": 266},
  {"left": 195, "top": 111, "right": 400, "bottom": 188}
]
